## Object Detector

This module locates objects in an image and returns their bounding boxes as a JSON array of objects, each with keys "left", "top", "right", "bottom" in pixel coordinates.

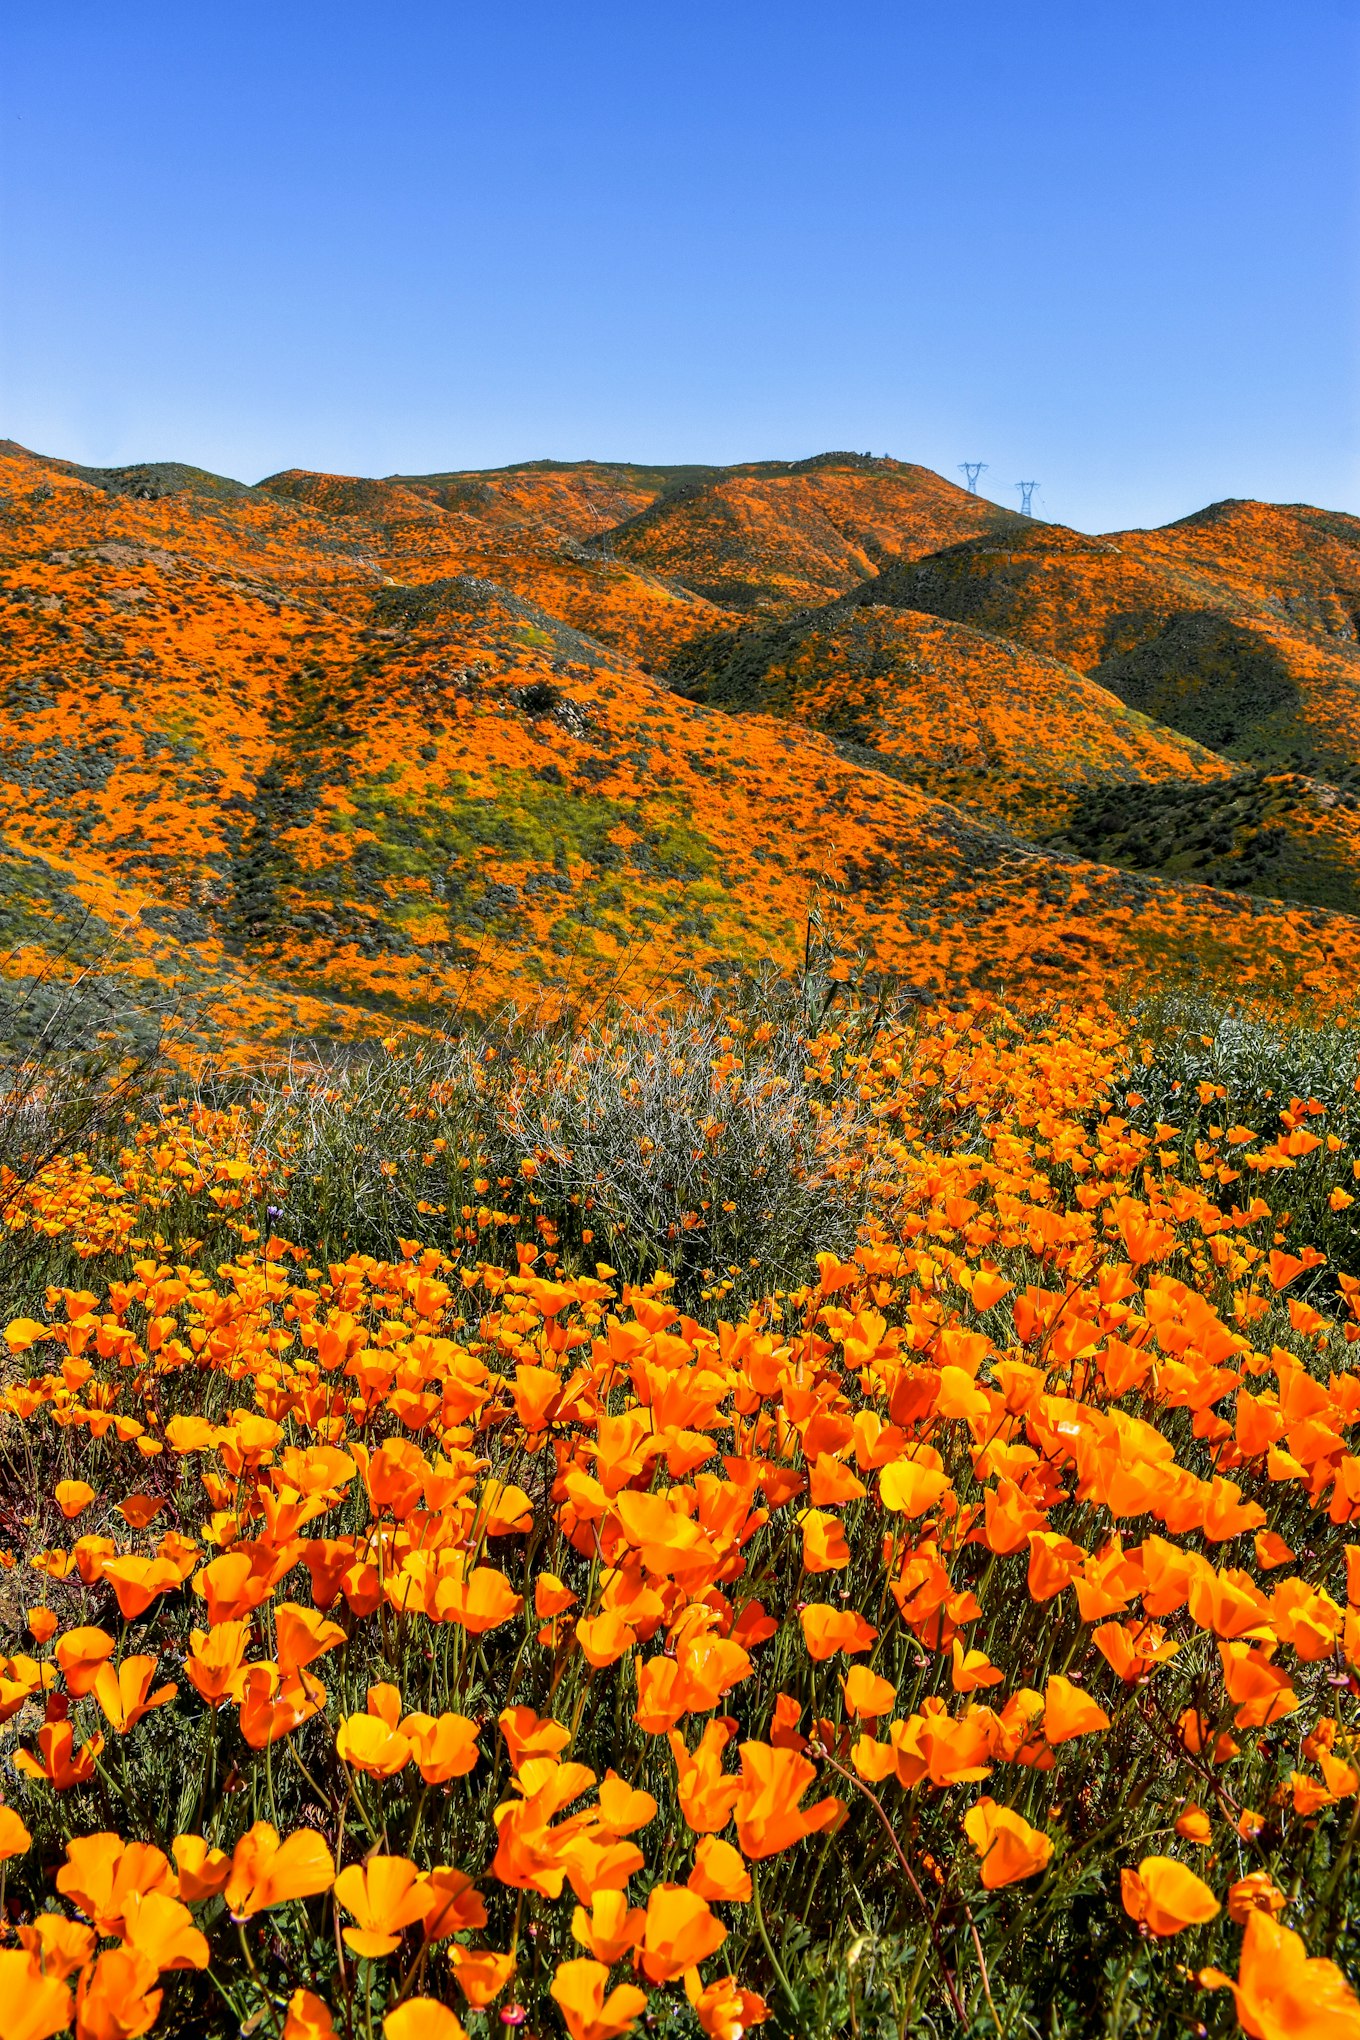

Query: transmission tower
[
  {"left": 1015, "top": 480, "right": 1039, "bottom": 516},
  {"left": 958, "top": 462, "right": 987, "bottom": 494}
]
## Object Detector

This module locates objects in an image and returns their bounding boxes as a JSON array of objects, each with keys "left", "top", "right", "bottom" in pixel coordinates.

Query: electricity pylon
[
  {"left": 1015, "top": 481, "right": 1039, "bottom": 516},
  {"left": 959, "top": 462, "right": 987, "bottom": 494}
]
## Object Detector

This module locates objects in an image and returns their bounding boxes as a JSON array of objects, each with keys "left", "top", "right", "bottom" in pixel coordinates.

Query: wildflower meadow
[{"left": 0, "top": 985, "right": 1355, "bottom": 2039}]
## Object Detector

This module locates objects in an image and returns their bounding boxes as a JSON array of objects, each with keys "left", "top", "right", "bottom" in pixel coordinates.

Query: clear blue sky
[{"left": 2, "top": 1, "right": 1356, "bottom": 531}]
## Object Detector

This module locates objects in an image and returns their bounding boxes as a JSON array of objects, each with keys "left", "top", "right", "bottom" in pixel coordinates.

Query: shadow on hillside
[{"left": 1092, "top": 611, "right": 1303, "bottom": 762}]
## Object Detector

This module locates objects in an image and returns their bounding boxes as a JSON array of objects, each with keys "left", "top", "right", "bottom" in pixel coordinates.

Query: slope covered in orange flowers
[
  {"left": 863, "top": 502, "right": 1360, "bottom": 778},
  {"left": 606, "top": 454, "right": 1026, "bottom": 612},
  {"left": 671, "top": 600, "right": 1231, "bottom": 835},
  {"left": 5, "top": 437, "right": 1360, "bottom": 1051}
]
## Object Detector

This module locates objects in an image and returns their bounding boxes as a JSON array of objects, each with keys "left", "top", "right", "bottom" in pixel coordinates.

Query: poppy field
[{"left": 0, "top": 989, "right": 1358, "bottom": 2038}]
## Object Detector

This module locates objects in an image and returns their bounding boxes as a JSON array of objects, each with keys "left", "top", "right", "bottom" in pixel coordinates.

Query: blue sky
[{"left": 2, "top": 1, "right": 1356, "bottom": 531}]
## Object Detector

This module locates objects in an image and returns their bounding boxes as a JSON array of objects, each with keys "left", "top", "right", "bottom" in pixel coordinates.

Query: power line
[
  {"left": 958, "top": 462, "right": 987, "bottom": 494},
  {"left": 1015, "top": 481, "right": 1039, "bottom": 516}
]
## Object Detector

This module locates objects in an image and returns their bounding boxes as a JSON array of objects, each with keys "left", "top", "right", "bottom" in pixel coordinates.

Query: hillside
[
  {"left": 670, "top": 599, "right": 1231, "bottom": 834},
  {"left": 859, "top": 503, "right": 1360, "bottom": 777},
  {"left": 5, "top": 437, "right": 1360, "bottom": 1052},
  {"left": 605, "top": 454, "right": 1026, "bottom": 611}
]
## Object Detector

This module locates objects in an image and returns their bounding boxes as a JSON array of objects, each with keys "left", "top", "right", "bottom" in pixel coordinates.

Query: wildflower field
[{"left": 0, "top": 984, "right": 1359, "bottom": 2040}]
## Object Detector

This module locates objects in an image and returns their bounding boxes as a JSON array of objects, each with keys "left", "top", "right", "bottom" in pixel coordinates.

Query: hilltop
[{"left": 3, "top": 438, "right": 1360, "bottom": 1051}]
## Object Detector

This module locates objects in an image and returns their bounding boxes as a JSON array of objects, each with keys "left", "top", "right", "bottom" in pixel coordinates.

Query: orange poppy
[
  {"left": 400, "top": 1709, "right": 480, "bottom": 1783},
  {"left": 0, "top": 1949, "right": 70, "bottom": 2040},
  {"left": 117, "top": 1496, "right": 165, "bottom": 1531},
  {"left": 1120, "top": 1857, "right": 1220, "bottom": 1936},
  {"left": 799, "top": 1604, "right": 877, "bottom": 1662},
  {"left": 383, "top": 2001, "right": 469, "bottom": 2040},
  {"left": 879, "top": 1460, "right": 951, "bottom": 1517},
  {"left": 449, "top": 1947, "right": 516, "bottom": 2008},
  {"left": 670, "top": 1720, "right": 742, "bottom": 1833},
  {"left": 119, "top": 1890, "right": 211, "bottom": 1972},
  {"left": 1200, "top": 1907, "right": 1360, "bottom": 2035},
  {"left": 16, "top": 1915, "right": 94, "bottom": 1983},
  {"left": 688, "top": 1834, "right": 752, "bottom": 1903},
  {"left": 75, "top": 1945, "right": 163, "bottom": 2040},
  {"left": 639, "top": 1884, "right": 727, "bottom": 1984},
  {"left": 418, "top": 1866, "right": 488, "bottom": 1941},
  {"left": 962, "top": 1798, "right": 1053, "bottom": 1888},
  {"left": 283, "top": 1990, "right": 337, "bottom": 2040},
  {"left": 549, "top": 1958, "right": 648, "bottom": 2040},
  {"left": 55, "top": 1834, "right": 176, "bottom": 1937},
  {"left": 13, "top": 1719, "right": 104, "bottom": 1790},
  {"left": 499, "top": 1705, "right": 573, "bottom": 1768},
  {"left": 685, "top": 1972, "right": 771, "bottom": 2040},
  {"left": 733, "top": 1741, "right": 844, "bottom": 1859},
  {"left": 55, "top": 1625, "right": 116, "bottom": 1697},
  {"left": 334, "top": 1855, "right": 430, "bottom": 1958},
  {"left": 575, "top": 1611, "right": 637, "bottom": 1668},
  {"left": 237, "top": 1664, "right": 326, "bottom": 1749},
  {"left": 223, "top": 1822, "right": 334, "bottom": 1917},
  {"left": 91, "top": 1655, "right": 178, "bottom": 1734},
  {"left": 336, "top": 1709, "right": 411, "bottom": 1777},
  {"left": 273, "top": 1602, "right": 346, "bottom": 1676},
  {"left": 173, "top": 1834, "right": 231, "bottom": 1903},
  {"left": 799, "top": 1508, "right": 851, "bottom": 1572},
  {"left": 951, "top": 1642, "right": 1003, "bottom": 1694},
  {"left": 1225, "top": 1872, "right": 1286, "bottom": 1925},
  {"left": 571, "top": 1889, "right": 646, "bottom": 1963},
  {"left": 99, "top": 1554, "right": 184, "bottom": 1622},
  {"left": 184, "top": 1622, "right": 251, "bottom": 1706},
  {"left": 843, "top": 1666, "right": 896, "bottom": 1719},
  {"left": 1043, "top": 1676, "right": 1110, "bottom": 1743},
  {"left": 0, "top": 1805, "right": 31, "bottom": 1861}
]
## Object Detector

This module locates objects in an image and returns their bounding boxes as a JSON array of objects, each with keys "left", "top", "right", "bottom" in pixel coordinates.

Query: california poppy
[
  {"left": 962, "top": 1798, "right": 1053, "bottom": 1888},
  {"left": 0, "top": 1948, "right": 71, "bottom": 2040},
  {"left": 334, "top": 1855, "right": 431, "bottom": 1958},
  {"left": 0, "top": 1805, "right": 31, "bottom": 1860},
  {"left": 1120, "top": 1857, "right": 1219, "bottom": 1936},
  {"left": 383, "top": 2000, "right": 469, "bottom": 2040},
  {"left": 1043, "top": 1675, "right": 1110, "bottom": 1744},
  {"left": 549, "top": 1958, "right": 648, "bottom": 2040},
  {"left": 173, "top": 1834, "right": 231, "bottom": 1903},
  {"left": 119, "top": 1889, "right": 211, "bottom": 1972},
  {"left": 639, "top": 1884, "right": 726, "bottom": 1983},
  {"left": 449, "top": 1946, "right": 516, "bottom": 2008},
  {"left": 75, "top": 1945, "right": 163, "bottom": 2039},
  {"left": 1200, "top": 1907, "right": 1360, "bottom": 2034},
  {"left": 400, "top": 1709, "right": 479, "bottom": 1783},
  {"left": 13, "top": 1719, "right": 103, "bottom": 1790},
  {"left": 686, "top": 1972, "right": 771, "bottom": 2040},
  {"left": 55, "top": 1834, "right": 175, "bottom": 1937},
  {"left": 571, "top": 1889, "right": 646, "bottom": 1963},
  {"left": 91, "top": 1655, "right": 178, "bottom": 1734},
  {"left": 184, "top": 1621, "right": 250, "bottom": 1706},
  {"left": 223, "top": 1822, "right": 334, "bottom": 1917},
  {"left": 799, "top": 1604, "right": 877, "bottom": 1662},
  {"left": 688, "top": 1834, "right": 752, "bottom": 1903},
  {"left": 55, "top": 1625, "right": 115, "bottom": 1698},
  {"left": 283, "top": 1990, "right": 338, "bottom": 2040}
]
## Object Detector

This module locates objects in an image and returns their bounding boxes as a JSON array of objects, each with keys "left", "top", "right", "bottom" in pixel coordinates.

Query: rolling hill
[
  {"left": 857, "top": 502, "right": 1360, "bottom": 777},
  {"left": 4, "top": 435, "right": 1360, "bottom": 1054}
]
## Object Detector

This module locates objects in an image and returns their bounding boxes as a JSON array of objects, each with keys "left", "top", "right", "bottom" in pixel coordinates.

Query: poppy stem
[
  {"left": 964, "top": 1903, "right": 1001, "bottom": 2034},
  {"left": 749, "top": 1864, "right": 797, "bottom": 2014},
  {"left": 813, "top": 1740, "right": 968, "bottom": 2027}
]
